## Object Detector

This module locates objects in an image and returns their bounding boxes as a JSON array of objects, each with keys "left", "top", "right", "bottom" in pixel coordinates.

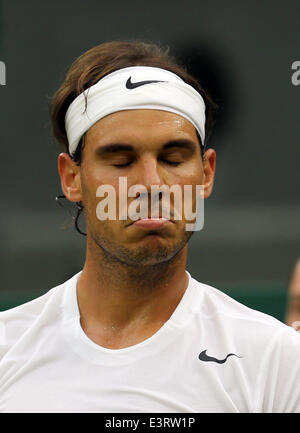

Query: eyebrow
[{"left": 95, "top": 139, "right": 197, "bottom": 156}]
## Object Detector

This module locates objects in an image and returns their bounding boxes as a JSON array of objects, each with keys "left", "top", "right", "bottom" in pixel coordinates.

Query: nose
[
  {"left": 130, "top": 155, "right": 169, "bottom": 219},
  {"left": 137, "top": 155, "right": 163, "bottom": 191}
]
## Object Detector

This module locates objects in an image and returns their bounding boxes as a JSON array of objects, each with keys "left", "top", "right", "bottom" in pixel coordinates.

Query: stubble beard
[{"left": 89, "top": 223, "right": 193, "bottom": 287}]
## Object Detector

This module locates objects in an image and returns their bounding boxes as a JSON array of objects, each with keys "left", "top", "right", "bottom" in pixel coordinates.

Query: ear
[
  {"left": 58, "top": 153, "right": 82, "bottom": 202},
  {"left": 202, "top": 148, "right": 216, "bottom": 199}
]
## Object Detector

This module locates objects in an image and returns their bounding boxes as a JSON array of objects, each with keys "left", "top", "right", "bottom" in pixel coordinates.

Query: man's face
[{"left": 72, "top": 109, "right": 215, "bottom": 266}]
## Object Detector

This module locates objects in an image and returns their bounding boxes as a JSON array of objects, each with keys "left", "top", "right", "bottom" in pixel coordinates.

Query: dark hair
[
  {"left": 50, "top": 40, "right": 217, "bottom": 165},
  {"left": 50, "top": 40, "right": 218, "bottom": 236}
]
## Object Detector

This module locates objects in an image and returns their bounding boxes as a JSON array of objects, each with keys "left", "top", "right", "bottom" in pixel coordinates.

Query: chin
[{"left": 128, "top": 238, "right": 186, "bottom": 267}]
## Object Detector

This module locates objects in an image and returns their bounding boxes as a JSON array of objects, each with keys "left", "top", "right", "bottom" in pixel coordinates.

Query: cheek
[
  {"left": 81, "top": 165, "right": 120, "bottom": 200},
  {"left": 177, "top": 164, "right": 204, "bottom": 213},
  {"left": 80, "top": 168, "right": 124, "bottom": 225},
  {"left": 178, "top": 162, "right": 204, "bottom": 187}
]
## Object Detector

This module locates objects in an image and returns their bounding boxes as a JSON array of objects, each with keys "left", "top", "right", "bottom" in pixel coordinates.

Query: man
[
  {"left": 286, "top": 259, "right": 300, "bottom": 331},
  {"left": 1, "top": 41, "right": 300, "bottom": 413}
]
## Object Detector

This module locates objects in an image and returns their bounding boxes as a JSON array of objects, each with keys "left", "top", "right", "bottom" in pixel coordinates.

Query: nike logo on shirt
[
  {"left": 126, "top": 77, "right": 166, "bottom": 89},
  {"left": 198, "top": 350, "right": 242, "bottom": 364}
]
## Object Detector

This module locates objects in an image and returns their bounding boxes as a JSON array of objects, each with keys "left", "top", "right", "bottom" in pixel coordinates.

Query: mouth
[{"left": 129, "top": 217, "right": 175, "bottom": 230}]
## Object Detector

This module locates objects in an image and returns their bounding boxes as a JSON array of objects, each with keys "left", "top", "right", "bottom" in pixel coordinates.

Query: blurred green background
[{"left": 0, "top": 0, "right": 299, "bottom": 323}]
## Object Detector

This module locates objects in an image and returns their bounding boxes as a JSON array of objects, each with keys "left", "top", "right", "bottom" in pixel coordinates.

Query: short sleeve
[{"left": 255, "top": 326, "right": 300, "bottom": 412}]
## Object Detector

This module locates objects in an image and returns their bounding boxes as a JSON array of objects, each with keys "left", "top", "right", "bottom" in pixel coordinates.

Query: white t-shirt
[{"left": 0, "top": 270, "right": 300, "bottom": 413}]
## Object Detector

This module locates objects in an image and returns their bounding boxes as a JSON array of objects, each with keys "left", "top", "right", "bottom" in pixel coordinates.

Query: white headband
[{"left": 65, "top": 66, "right": 206, "bottom": 156}]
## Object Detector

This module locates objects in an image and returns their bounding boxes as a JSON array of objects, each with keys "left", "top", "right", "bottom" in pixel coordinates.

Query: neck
[{"left": 76, "top": 236, "right": 189, "bottom": 348}]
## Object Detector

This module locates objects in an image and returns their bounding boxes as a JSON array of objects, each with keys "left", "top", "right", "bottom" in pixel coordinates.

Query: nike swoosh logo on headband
[{"left": 126, "top": 76, "right": 166, "bottom": 89}]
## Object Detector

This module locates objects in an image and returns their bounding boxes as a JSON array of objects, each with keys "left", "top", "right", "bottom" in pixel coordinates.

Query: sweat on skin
[{"left": 58, "top": 109, "right": 216, "bottom": 350}]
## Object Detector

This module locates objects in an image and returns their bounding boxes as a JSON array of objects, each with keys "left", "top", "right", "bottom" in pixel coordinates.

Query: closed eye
[
  {"left": 113, "top": 159, "right": 182, "bottom": 168},
  {"left": 161, "top": 159, "right": 182, "bottom": 166},
  {"left": 159, "top": 155, "right": 184, "bottom": 166},
  {"left": 113, "top": 161, "right": 133, "bottom": 168}
]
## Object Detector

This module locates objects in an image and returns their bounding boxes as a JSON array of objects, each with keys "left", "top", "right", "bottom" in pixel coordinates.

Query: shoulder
[
  {"left": 0, "top": 274, "right": 77, "bottom": 361},
  {"left": 190, "top": 275, "right": 300, "bottom": 340},
  {"left": 190, "top": 276, "right": 300, "bottom": 402}
]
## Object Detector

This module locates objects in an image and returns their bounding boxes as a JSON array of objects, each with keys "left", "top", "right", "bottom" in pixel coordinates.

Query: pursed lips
[
  {"left": 125, "top": 215, "right": 175, "bottom": 228},
  {"left": 130, "top": 217, "right": 174, "bottom": 229}
]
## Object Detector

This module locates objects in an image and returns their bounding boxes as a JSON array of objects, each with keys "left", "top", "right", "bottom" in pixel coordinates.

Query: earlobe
[{"left": 58, "top": 152, "right": 82, "bottom": 203}]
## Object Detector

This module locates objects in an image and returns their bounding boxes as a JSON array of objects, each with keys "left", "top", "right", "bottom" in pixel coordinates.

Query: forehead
[{"left": 85, "top": 109, "right": 199, "bottom": 147}]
